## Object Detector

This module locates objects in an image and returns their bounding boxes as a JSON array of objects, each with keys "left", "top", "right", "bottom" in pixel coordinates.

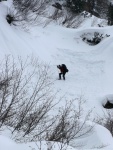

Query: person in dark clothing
[{"left": 57, "top": 64, "right": 68, "bottom": 80}]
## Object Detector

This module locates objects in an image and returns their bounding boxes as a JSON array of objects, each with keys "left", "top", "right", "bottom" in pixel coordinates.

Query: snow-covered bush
[
  {"left": 96, "top": 110, "right": 113, "bottom": 137},
  {"left": 81, "top": 32, "right": 110, "bottom": 45},
  {"left": 95, "top": 95, "right": 113, "bottom": 136}
]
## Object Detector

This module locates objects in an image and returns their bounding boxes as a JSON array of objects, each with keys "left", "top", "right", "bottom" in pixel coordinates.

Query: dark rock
[{"left": 103, "top": 100, "right": 113, "bottom": 109}]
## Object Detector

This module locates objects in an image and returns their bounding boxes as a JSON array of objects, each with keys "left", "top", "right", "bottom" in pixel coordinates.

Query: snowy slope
[
  {"left": 1, "top": 0, "right": 113, "bottom": 150},
  {"left": 0, "top": 135, "right": 78, "bottom": 150}
]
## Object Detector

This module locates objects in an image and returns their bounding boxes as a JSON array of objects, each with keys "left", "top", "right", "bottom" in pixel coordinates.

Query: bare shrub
[
  {"left": 0, "top": 56, "right": 94, "bottom": 144},
  {"left": 6, "top": 0, "right": 83, "bottom": 28},
  {"left": 0, "top": 56, "right": 58, "bottom": 141},
  {"left": 49, "top": 9, "right": 63, "bottom": 21},
  {"left": 6, "top": 8, "right": 20, "bottom": 25},
  {"left": 46, "top": 97, "right": 94, "bottom": 147},
  {"left": 61, "top": 11, "right": 84, "bottom": 28},
  {"left": 7, "top": 0, "right": 49, "bottom": 25},
  {"left": 43, "top": 7, "right": 64, "bottom": 27},
  {"left": 6, "top": 7, "right": 30, "bottom": 26},
  {"left": 44, "top": 7, "right": 82, "bottom": 28}
]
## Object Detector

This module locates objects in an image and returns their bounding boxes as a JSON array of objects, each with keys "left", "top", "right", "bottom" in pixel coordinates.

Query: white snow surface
[{"left": 1, "top": 0, "right": 113, "bottom": 150}]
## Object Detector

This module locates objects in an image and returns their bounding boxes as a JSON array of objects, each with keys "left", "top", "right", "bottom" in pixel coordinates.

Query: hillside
[{"left": 0, "top": 0, "right": 113, "bottom": 150}]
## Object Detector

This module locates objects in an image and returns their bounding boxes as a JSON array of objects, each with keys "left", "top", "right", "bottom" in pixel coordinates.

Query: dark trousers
[{"left": 59, "top": 72, "right": 66, "bottom": 80}]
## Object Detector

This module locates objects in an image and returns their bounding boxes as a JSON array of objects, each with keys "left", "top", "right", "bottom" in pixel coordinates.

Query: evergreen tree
[
  {"left": 108, "top": 2, "right": 113, "bottom": 25},
  {"left": 96, "top": 0, "right": 108, "bottom": 19},
  {"left": 66, "top": 0, "right": 108, "bottom": 19},
  {"left": 67, "top": 0, "right": 83, "bottom": 13},
  {"left": 87, "top": 0, "right": 95, "bottom": 14}
]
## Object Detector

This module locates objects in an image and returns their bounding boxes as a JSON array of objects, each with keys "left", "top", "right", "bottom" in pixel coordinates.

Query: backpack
[{"left": 62, "top": 64, "right": 69, "bottom": 72}]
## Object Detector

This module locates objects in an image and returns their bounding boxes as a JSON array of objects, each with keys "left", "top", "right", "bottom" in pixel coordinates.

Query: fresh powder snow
[{"left": 0, "top": 0, "right": 113, "bottom": 150}]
